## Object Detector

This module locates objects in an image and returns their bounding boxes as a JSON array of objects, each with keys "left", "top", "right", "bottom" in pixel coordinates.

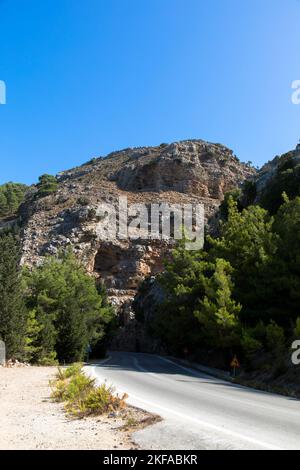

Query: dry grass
[
  {"left": 50, "top": 364, "right": 128, "bottom": 418},
  {"left": 119, "top": 406, "right": 162, "bottom": 432}
]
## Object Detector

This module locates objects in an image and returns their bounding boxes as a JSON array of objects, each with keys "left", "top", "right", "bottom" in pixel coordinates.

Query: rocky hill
[
  {"left": 237, "top": 143, "right": 300, "bottom": 214},
  {"left": 14, "top": 140, "right": 254, "bottom": 317}
]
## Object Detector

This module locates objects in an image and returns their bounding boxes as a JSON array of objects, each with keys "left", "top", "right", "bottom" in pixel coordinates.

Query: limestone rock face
[
  {"left": 111, "top": 141, "right": 250, "bottom": 198},
  {"left": 17, "top": 140, "right": 255, "bottom": 314}
]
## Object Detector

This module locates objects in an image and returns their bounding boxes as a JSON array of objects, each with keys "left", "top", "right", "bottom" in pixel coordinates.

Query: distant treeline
[{"left": 0, "top": 174, "right": 60, "bottom": 220}]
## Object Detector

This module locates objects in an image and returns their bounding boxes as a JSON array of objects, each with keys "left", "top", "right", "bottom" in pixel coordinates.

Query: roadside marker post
[
  {"left": 230, "top": 355, "right": 240, "bottom": 377},
  {"left": 0, "top": 340, "right": 5, "bottom": 365}
]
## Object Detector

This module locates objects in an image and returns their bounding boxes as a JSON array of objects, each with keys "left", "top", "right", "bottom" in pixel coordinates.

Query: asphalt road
[{"left": 87, "top": 351, "right": 300, "bottom": 450}]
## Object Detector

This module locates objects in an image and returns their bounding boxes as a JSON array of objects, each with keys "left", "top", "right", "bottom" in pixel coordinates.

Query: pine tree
[
  {"left": 194, "top": 258, "right": 241, "bottom": 348},
  {"left": 0, "top": 232, "right": 27, "bottom": 358},
  {"left": 36, "top": 174, "right": 58, "bottom": 198},
  {"left": 154, "top": 241, "right": 241, "bottom": 355},
  {"left": 24, "top": 250, "right": 114, "bottom": 363},
  {"left": 0, "top": 182, "right": 28, "bottom": 218},
  {"left": 267, "top": 195, "right": 300, "bottom": 325},
  {"left": 208, "top": 197, "right": 278, "bottom": 324}
]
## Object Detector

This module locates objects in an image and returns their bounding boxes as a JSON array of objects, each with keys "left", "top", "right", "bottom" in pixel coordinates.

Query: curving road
[{"left": 87, "top": 351, "right": 300, "bottom": 450}]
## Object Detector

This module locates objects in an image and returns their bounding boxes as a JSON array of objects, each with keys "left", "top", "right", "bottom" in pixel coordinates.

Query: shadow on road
[{"left": 88, "top": 351, "right": 299, "bottom": 401}]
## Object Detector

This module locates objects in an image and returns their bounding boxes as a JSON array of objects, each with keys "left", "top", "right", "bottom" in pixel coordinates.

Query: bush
[
  {"left": 0, "top": 182, "right": 28, "bottom": 218},
  {"left": 63, "top": 372, "right": 95, "bottom": 402},
  {"left": 50, "top": 365, "right": 128, "bottom": 417},
  {"left": 51, "top": 363, "right": 85, "bottom": 400},
  {"left": 260, "top": 156, "right": 300, "bottom": 214},
  {"left": 37, "top": 352, "right": 58, "bottom": 366},
  {"left": 241, "top": 329, "right": 263, "bottom": 359},
  {"left": 50, "top": 379, "right": 69, "bottom": 402},
  {"left": 56, "top": 363, "right": 83, "bottom": 380},
  {"left": 51, "top": 369, "right": 94, "bottom": 402},
  {"left": 251, "top": 320, "right": 266, "bottom": 342},
  {"left": 242, "top": 180, "right": 257, "bottom": 207},
  {"left": 266, "top": 321, "right": 285, "bottom": 358},
  {"left": 37, "top": 174, "right": 58, "bottom": 198},
  {"left": 294, "top": 318, "right": 300, "bottom": 338},
  {"left": 72, "top": 383, "right": 127, "bottom": 416},
  {"left": 219, "top": 189, "right": 242, "bottom": 220}
]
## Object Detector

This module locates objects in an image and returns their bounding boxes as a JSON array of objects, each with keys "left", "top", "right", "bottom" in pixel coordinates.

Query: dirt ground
[{"left": 0, "top": 366, "right": 154, "bottom": 450}]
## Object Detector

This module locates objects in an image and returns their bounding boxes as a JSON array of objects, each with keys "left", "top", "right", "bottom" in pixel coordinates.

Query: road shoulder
[{"left": 0, "top": 365, "right": 145, "bottom": 450}]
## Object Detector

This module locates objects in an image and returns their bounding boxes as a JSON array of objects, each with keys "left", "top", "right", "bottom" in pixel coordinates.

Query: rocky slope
[
  {"left": 254, "top": 143, "right": 300, "bottom": 195},
  {"left": 238, "top": 142, "right": 300, "bottom": 213},
  {"left": 16, "top": 140, "right": 254, "bottom": 318}
]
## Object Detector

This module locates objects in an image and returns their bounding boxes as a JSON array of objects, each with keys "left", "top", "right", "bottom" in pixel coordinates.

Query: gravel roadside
[{"left": 0, "top": 366, "right": 140, "bottom": 450}]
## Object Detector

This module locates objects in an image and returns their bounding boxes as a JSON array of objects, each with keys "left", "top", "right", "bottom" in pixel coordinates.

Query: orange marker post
[{"left": 230, "top": 355, "right": 240, "bottom": 377}]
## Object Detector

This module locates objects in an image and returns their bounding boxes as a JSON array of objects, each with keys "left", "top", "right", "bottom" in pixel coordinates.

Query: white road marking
[
  {"left": 158, "top": 355, "right": 216, "bottom": 380},
  {"left": 124, "top": 390, "right": 283, "bottom": 451},
  {"left": 156, "top": 355, "right": 300, "bottom": 418},
  {"left": 89, "top": 360, "right": 283, "bottom": 451}
]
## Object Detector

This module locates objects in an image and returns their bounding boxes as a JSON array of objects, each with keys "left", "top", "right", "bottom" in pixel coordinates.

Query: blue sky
[{"left": 1, "top": 0, "right": 300, "bottom": 184}]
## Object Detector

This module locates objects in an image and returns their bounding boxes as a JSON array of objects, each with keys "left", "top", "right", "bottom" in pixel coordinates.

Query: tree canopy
[
  {"left": 24, "top": 251, "right": 115, "bottom": 363},
  {"left": 0, "top": 182, "right": 28, "bottom": 218}
]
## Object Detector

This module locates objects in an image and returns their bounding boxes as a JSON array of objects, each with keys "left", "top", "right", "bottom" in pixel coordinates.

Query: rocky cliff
[
  {"left": 17, "top": 140, "right": 255, "bottom": 317},
  {"left": 239, "top": 143, "right": 300, "bottom": 213}
]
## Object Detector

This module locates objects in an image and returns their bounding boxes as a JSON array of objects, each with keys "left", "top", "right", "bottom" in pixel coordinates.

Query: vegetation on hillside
[
  {"left": 36, "top": 174, "right": 58, "bottom": 198},
  {"left": 0, "top": 182, "right": 28, "bottom": 218},
  {"left": 136, "top": 191, "right": 300, "bottom": 375},
  {"left": 23, "top": 250, "right": 115, "bottom": 364},
  {"left": 0, "top": 231, "right": 115, "bottom": 363},
  {"left": 0, "top": 231, "right": 27, "bottom": 358},
  {"left": 220, "top": 152, "right": 300, "bottom": 217},
  {"left": 260, "top": 153, "right": 300, "bottom": 214},
  {"left": 1, "top": 150, "right": 300, "bottom": 378}
]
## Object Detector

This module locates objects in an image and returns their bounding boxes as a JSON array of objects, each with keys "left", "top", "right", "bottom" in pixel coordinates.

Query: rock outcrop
[
  {"left": 239, "top": 143, "right": 300, "bottom": 213},
  {"left": 17, "top": 140, "right": 255, "bottom": 316},
  {"left": 253, "top": 148, "right": 300, "bottom": 197}
]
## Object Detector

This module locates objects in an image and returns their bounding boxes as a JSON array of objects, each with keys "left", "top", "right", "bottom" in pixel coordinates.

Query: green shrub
[
  {"left": 294, "top": 318, "right": 300, "bottom": 338},
  {"left": 50, "top": 365, "right": 128, "bottom": 417},
  {"left": 82, "top": 383, "right": 113, "bottom": 412},
  {"left": 67, "top": 382, "right": 128, "bottom": 417},
  {"left": 251, "top": 320, "right": 266, "bottom": 342},
  {"left": 242, "top": 180, "right": 257, "bottom": 207},
  {"left": 37, "top": 174, "right": 58, "bottom": 198},
  {"left": 0, "top": 182, "right": 28, "bottom": 218},
  {"left": 219, "top": 189, "right": 242, "bottom": 220},
  {"left": 260, "top": 156, "right": 300, "bottom": 214},
  {"left": 37, "top": 352, "right": 58, "bottom": 366},
  {"left": 51, "top": 370, "right": 94, "bottom": 401},
  {"left": 50, "top": 379, "right": 69, "bottom": 402},
  {"left": 75, "top": 383, "right": 127, "bottom": 416},
  {"left": 241, "top": 329, "right": 263, "bottom": 359},
  {"left": 64, "top": 373, "right": 95, "bottom": 402},
  {"left": 56, "top": 363, "right": 83, "bottom": 380},
  {"left": 266, "top": 321, "right": 285, "bottom": 358}
]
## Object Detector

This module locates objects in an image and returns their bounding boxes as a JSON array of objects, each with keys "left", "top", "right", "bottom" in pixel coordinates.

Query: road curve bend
[{"left": 87, "top": 351, "right": 300, "bottom": 450}]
